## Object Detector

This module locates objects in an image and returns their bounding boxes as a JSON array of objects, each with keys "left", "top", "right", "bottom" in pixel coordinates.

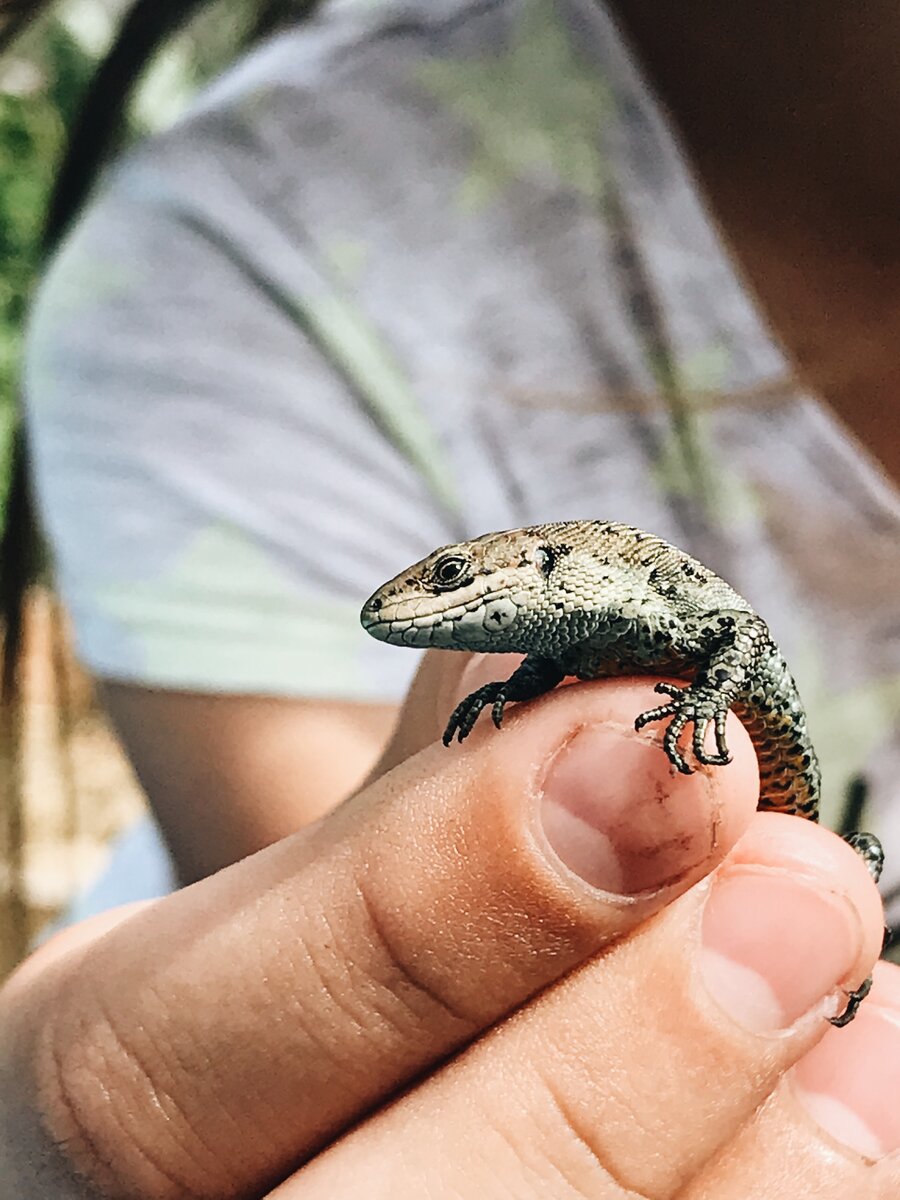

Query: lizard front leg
[
  {"left": 443, "top": 655, "right": 565, "bottom": 745},
  {"left": 633, "top": 610, "right": 769, "bottom": 775}
]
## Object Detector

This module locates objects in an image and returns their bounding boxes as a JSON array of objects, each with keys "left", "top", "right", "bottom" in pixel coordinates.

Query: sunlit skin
[{"left": 0, "top": 660, "right": 895, "bottom": 1198}]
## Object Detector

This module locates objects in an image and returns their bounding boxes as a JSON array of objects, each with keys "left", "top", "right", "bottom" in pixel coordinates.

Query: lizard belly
[{"left": 559, "top": 623, "right": 697, "bottom": 683}]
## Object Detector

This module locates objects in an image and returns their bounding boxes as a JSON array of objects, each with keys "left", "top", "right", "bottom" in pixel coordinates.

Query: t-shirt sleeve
[{"left": 23, "top": 57, "right": 461, "bottom": 702}]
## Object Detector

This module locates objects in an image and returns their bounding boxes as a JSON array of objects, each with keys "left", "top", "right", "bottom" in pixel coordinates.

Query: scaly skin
[{"left": 361, "top": 521, "right": 885, "bottom": 1025}]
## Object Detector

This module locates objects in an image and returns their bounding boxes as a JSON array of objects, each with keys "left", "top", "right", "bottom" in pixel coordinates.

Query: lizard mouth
[
  {"left": 360, "top": 618, "right": 389, "bottom": 641},
  {"left": 361, "top": 610, "right": 444, "bottom": 648},
  {"left": 359, "top": 595, "right": 393, "bottom": 640},
  {"left": 360, "top": 594, "right": 433, "bottom": 645},
  {"left": 361, "top": 588, "right": 523, "bottom": 650}
]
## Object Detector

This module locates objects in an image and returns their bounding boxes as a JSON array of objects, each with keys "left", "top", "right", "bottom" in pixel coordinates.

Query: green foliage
[
  {"left": 418, "top": 0, "right": 613, "bottom": 211},
  {"left": 0, "top": 18, "right": 97, "bottom": 516}
]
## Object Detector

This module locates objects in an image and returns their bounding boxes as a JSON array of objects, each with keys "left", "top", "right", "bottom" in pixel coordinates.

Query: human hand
[{"left": 0, "top": 654, "right": 896, "bottom": 1198}]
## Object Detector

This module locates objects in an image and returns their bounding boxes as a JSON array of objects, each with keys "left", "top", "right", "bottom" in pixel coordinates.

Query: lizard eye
[
  {"left": 430, "top": 554, "right": 472, "bottom": 591},
  {"left": 533, "top": 545, "right": 555, "bottom": 577}
]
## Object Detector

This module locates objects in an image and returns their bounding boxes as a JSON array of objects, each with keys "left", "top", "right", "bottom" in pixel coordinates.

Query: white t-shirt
[{"left": 25, "top": 0, "right": 900, "bottom": 925}]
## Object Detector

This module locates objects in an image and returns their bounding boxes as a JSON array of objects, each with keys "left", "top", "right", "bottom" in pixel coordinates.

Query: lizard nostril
[{"left": 368, "top": 597, "right": 382, "bottom": 612}]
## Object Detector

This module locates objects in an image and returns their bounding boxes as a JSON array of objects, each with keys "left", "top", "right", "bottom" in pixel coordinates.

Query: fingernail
[
  {"left": 540, "top": 724, "right": 718, "bottom": 894},
  {"left": 791, "top": 1002, "right": 900, "bottom": 1159},
  {"left": 700, "top": 869, "right": 862, "bottom": 1033}
]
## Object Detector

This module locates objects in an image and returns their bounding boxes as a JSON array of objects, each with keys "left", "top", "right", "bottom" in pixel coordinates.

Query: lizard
[{"left": 360, "top": 520, "right": 885, "bottom": 1027}]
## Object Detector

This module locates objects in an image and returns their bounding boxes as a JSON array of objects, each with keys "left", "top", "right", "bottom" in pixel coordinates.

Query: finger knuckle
[{"left": 35, "top": 977, "right": 209, "bottom": 1200}]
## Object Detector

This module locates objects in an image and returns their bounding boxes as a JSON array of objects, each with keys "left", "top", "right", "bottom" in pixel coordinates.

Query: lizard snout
[{"left": 360, "top": 593, "right": 389, "bottom": 637}]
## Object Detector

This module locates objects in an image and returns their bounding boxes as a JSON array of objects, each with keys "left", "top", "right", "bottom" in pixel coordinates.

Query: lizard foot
[
  {"left": 443, "top": 682, "right": 510, "bottom": 745},
  {"left": 830, "top": 975, "right": 873, "bottom": 1028},
  {"left": 634, "top": 681, "right": 733, "bottom": 775},
  {"left": 442, "top": 657, "right": 566, "bottom": 746},
  {"left": 826, "top": 871, "right": 888, "bottom": 1029}
]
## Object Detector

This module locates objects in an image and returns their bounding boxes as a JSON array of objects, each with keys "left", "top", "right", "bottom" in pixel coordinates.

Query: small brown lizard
[{"left": 361, "top": 520, "right": 885, "bottom": 1026}]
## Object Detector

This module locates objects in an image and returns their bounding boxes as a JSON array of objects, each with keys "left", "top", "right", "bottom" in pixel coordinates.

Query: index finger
[{"left": 1, "top": 676, "right": 758, "bottom": 1200}]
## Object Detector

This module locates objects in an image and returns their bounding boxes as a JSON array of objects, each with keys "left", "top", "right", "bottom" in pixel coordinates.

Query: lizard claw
[
  {"left": 692, "top": 712, "right": 732, "bottom": 767},
  {"left": 442, "top": 656, "right": 566, "bottom": 746},
  {"left": 632, "top": 681, "right": 682, "bottom": 729},
  {"left": 443, "top": 682, "right": 507, "bottom": 745},
  {"left": 634, "top": 693, "right": 692, "bottom": 773},
  {"left": 714, "top": 709, "right": 731, "bottom": 761},
  {"left": 634, "top": 681, "right": 733, "bottom": 775}
]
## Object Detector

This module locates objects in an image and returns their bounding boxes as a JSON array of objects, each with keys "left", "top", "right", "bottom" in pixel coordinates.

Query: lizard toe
[
  {"left": 663, "top": 713, "right": 692, "bottom": 774},
  {"left": 693, "top": 717, "right": 732, "bottom": 767},
  {"left": 714, "top": 710, "right": 730, "bottom": 760},
  {"left": 829, "top": 975, "right": 873, "bottom": 1028},
  {"left": 694, "top": 747, "right": 732, "bottom": 768},
  {"left": 443, "top": 683, "right": 502, "bottom": 745},
  {"left": 633, "top": 701, "right": 677, "bottom": 732}
]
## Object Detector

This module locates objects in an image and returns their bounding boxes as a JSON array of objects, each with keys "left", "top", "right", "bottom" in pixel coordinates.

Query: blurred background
[
  {"left": 0, "top": 0, "right": 309, "bottom": 977},
  {"left": 3, "top": 0, "right": 897, "bottom": 982}
]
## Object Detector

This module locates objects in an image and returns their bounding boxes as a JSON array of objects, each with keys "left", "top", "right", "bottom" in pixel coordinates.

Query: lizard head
[{"left": 360, "top": 525, "right": 591, "bottom": 651}]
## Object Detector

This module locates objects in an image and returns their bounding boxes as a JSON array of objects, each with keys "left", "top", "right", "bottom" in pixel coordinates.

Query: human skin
[
  {"left": 96, "top": 686, "right": 398, "bottom": 883},
  {"left": 1, "top": 656, "right": 898, "bottom": 1198}
]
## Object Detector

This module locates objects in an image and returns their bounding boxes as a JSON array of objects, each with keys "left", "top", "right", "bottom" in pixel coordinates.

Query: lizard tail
[
  {"left": 734, "top": 647, "right": 885, "bottom": 887},
  {"left": 732, "top": 645, "right": 821, "bottom": 822}
]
